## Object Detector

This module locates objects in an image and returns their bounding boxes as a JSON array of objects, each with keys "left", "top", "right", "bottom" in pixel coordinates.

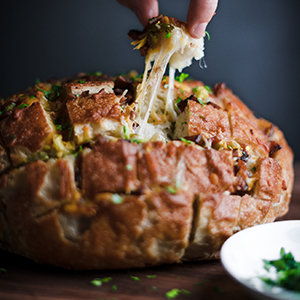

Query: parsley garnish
[
  {"left": 71, "top": 145, "right": 83, "bottom": 158},
  {"left": 0, "top": 268, "right": 7, "bottom": 273},
  {"left": 130, "top": 275, "right": 140, "bottom": 282},
  {"left": 197, "top": 98, "right": 205, "bottom": 106},
  {"left": 35, "top": 85, "right": 51, "bottom": 100},
  {"left": 17, "top": 103, "right": 29, "bottom": 109},
  {"left": 192, "top": 86, "right": 200, "bottom": 94},
  {"left": 131, "top": 139, "right": 142, "bottom": 144},
  {"left": 11, "top": 134, "right": 16, "bottom": 140},
  {"left": 166, "top": 186, "right": 177, "bottom": 194},
  {"left": 251, "top": 166, "right": 257, "bottom": 172},
  {"left": 165, "top": 289, "right": 192, "bottom": 299},
  {"left": 204, "top": 85, "right": 213, "bottom": 94},
  {"left": 151, "top": 286, "right": 157, "bottom": 291},
  {"left": 175, "top": 73, "right": 189, "bottom": 83},
  {"left": 146, "top": 275, "right": 157, "bottom": 278},
  {"left": 90, "top": 277, "right": 112, "bottom": 286},
  {"left": 86, "top": 71, "right": 102, "bottom": 76},
  {"left": 205, "top": 31, "right": 210, "bottom": 41},
  {"left": 165, "top": 31, "right": 171, "bottom": 38},
  {"left": 123, "top": 126, "right": 129, "bottom": 139},
  {"left": 180, "top": 138, "right": 192, "bottom": 145},
  {"left": 112, "top": 194, "right": 123, "bottom": 204},
  {"left": 260, "top": 247, "right": 300, "bottom": 292},
  {"left": 111, "top": 284, "right": 117, "bottom": 291}
]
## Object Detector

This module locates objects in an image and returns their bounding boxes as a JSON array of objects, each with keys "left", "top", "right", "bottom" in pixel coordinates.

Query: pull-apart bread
[{"left": 0, "top": 16, "right": 293, "bottom": 269}]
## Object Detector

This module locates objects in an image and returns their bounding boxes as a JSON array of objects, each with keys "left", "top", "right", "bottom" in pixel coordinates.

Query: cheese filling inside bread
[{"left": 129, "top": 15, "right": 204, "bottom": 140}]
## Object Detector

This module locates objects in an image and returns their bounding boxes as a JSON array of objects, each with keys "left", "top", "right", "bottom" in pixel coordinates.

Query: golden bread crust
[{"left": 0, "top": 71, "right": 294, "bottom": 269}]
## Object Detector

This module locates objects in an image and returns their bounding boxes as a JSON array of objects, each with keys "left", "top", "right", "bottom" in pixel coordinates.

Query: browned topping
[{"left": 269, "top": 141, "right": 282, "bottom": 157}]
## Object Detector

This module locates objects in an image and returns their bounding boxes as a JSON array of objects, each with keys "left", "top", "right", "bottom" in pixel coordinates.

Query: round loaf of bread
[{"left": 0, "top": 71, "right": 293, "bottom": 269}]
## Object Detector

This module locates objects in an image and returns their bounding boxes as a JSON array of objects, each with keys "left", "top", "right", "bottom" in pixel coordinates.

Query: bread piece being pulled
[{"left": 129, "top": 15, "right": 205, "bottom": 139}]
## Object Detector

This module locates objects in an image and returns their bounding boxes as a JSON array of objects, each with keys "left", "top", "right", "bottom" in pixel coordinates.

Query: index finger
[{"left": 187, "top": 0, "right": 218, "bottom": 38}]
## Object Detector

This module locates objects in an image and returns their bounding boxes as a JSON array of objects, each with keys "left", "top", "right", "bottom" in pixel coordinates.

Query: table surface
[{"left": 0, "top": 164, "right": 299, "bottom": 300}]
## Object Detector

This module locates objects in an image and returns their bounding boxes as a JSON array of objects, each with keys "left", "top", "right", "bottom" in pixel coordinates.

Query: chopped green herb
[
  {"left": 192, "top": 86, "right": 200, "bottom": 94},
  {"left": 30, "top": 95, "right": 36, "bottom": 98},
  {"left": 175, "top": 73, "right": 189, "bottom": 83},
  {"left": 126, "top": 164, "right": 133, "bottom": 171},
  {"left": 197, "top": 98, "right": 205, "bottom": 106},
  {"left": 86, "top": 71, "right": 102, "bottom": 76},
  {"left": 180, "top": 138, "right": 192, "bottom": 145},
  {"left": 260, "top": 247, "right": 300, "bottom": 292},
  {"left": 176, "top": 97, "right": 182, "bottom": 104},
  {"left": 181, "top": 122, "right": 187, "bottom": 126},
  {"left": 55, "top": 123, "right": 69, "bottom": 131},
  {"left": 180, "top": 89, "right": 185, "bottom": 94},
  {"left": 151, "top": 286, "right": 158, "bottom": 291},
  {"left": 123, "top": 126, "right": 129, "bottom": 139},
  {"left": 227, "top": 145, "right": 233, "bottom": 150},
  {"left": 200, "top": 115, "right": 205, "bottom": 119},
  {"left": 204, "top": 85, "right": 213, "bottom": 94},
  {"left": 165, "top": 288, "right": 192, "bottom": 299},
  {"left": 77, "top": 80, "right": 85, "bottom": 84},
  {"left": 0, "top": 268, "right": 7, "bottom": 273},
  {"left": 111, "top": 284, "right": 117, "bottom": 291},
  {"left": 71, "top": 145, "right": 83, "bottom": 158},
  {"left": 17, "top": 103, "right": 29, "bottom": 109},
  {"left": 165, "top": 31, "right": 171, "bottom": 38},
  {"left": 52, "top": 84, "right": 62, "bottom": 100},
  {"left": 112, "top": 194, "right": 123, "bottom": 204},
  {"left": 90, "top": 277, "right": 112, "bottom": 286},
  {"left": 35, "top": 78, "right": 41, "bottom": 84},
  {"left": 11, "top": 134, "right": 16, "bottom": 140},
  {"left": 130, "top": 275, "right": 140, "bottom": 282},
  {"left": 166, "top": 186, "right": 177, "bottom": 194},
  {"left": 205, "top": 31, "right": 210, "bottom": 41},
  {"left": 35, "top": 85, "right": 51, "bottom": 100},
  {"left": 251, "top": 166, "right": 257, "bottom": 172},
  {"left": 146, "top": 275, "right": 157, "bottom": 279},
  {"left": 131, "top": 139, "right": 142, "bottom": 144}
]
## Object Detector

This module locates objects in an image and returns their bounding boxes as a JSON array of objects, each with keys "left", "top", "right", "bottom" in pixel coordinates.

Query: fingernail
[{"left": 192, "top": 22, "right": 207, "bottom": 38}]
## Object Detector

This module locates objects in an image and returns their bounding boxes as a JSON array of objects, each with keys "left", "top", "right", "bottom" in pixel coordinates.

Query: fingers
[
  {"left": 187, "top": 0, "right": 218, "bottom": 38},
  {"left": 117, "top": 0, "right": 159, "bottom": 26}
]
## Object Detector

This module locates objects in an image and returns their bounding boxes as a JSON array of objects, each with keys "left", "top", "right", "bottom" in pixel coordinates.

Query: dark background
[{"left": 1, "top": 0, "right": 299, "bottom": 159}]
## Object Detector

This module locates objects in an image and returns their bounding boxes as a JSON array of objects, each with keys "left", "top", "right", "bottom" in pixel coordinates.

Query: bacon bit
[
  {"left": 183, "top": 134, "right": 202, "bottom": 144},
  {"left": 269, "top": 141, "right": 282, "bottom": 157},
  {"left": 207, "top": 101, "right": 221, "bottom": 110},
  {"left": 212, "top": 83, "right": 226, "bottom": 96},
  {"left": 80, "top": 90, "right": 89, "bottom": 98}
]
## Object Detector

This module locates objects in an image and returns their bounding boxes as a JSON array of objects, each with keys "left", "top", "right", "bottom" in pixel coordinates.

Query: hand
[{"left": 117, "top": 0, "right": 218, "bottom": 38}]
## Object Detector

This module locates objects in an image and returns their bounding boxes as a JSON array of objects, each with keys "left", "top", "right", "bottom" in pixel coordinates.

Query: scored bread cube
[
  {"left": 66, "top": 87, "right": 125, "bottom": 143},
  {"left": 81, "top": 138, "right": 138, "bottom": 199},
  {"left": 183, "top": 193, "right": 241, "bottom": 260},
  {"left": 0, "top": 102, "right": 55, "bottom": 166},
  {"left": 174, "top": 100, "right": 231, "bottom": 147},
  {"left": 0, "top": 156, "right": 78, "bottom": 233}
]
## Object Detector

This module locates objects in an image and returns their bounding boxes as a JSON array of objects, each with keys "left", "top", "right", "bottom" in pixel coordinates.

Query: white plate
[{"left": 220, "top": 220, "right": 300, "bottom": 300}]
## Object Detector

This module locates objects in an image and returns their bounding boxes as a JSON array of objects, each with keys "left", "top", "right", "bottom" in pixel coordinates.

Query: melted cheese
[{"left": 134, "top": 19, "right": 205, "bottom": 140}]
